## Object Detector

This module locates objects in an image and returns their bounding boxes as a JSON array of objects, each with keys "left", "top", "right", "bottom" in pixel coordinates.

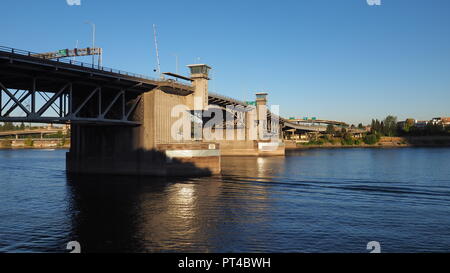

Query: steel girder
[{"left": 0, "top": 78, "right": 142, "bottom": 126}]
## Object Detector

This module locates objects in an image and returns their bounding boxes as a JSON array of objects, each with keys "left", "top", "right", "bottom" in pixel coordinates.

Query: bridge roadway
[
  {"left": 0, "top": 46, "right": 192, "bottom": 125},
  {"left": 208, "top": 92, "right": 325, "bottom": 132},
  {"left": 0, "top": 45, "right": 323, "bottom": 132}
]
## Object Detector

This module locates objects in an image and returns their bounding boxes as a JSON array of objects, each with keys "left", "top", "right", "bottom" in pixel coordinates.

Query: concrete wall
[
  {"left": 217, "top": 140, "right": 259, "bottom": 156},
  {"left": 152, "top": 89, "right": 189, "bottom": 145},
  {"left": 67, "top": 88, "right": 221, "bottom": 176},
  {"left": 217, "top": 140, "right": 285, "bottom": 156}
]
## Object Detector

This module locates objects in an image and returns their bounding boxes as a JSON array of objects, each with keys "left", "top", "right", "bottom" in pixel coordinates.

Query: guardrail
[
  {"left": 209, "top": 92, "right": 248, "bottom": 106},
  {"left": 0, "top": 45, "right": 192, "bottom": 87}
]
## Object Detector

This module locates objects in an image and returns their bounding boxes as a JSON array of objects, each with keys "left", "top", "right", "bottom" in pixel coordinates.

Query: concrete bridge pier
[
  {"left": 217, "top": 92, "right": 285, "bottom": 157},
  {"left": 67, "top": 81, "right": 221, "bottom": 176}
]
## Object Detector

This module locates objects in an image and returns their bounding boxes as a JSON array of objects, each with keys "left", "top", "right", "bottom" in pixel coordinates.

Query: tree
[
  {"left": 380, "top": 121, "right": 385, "bottom": 135},
  {"left": 326, "top": 124, "right": 335, "bottom": 134},
  {"left": 358, "top": 123, "right": 364, "bottom": 129},
  {"left": 406, "top": 118, "right": 415, "bottom": 127},
  {"left": 371, "top": 119, "right": 382, "bottom": 134},
  {"left": 341, "top": 131, "right": 354, "bottom": 145},
  {"left": 363, "top": 134, "right": 378, "bottom": 145},
  {"left": 3, "top": 122, "right": 14, "bottom": 131},
  {"left": 383, "top": 115, "right": 397, "bottom": 136}
]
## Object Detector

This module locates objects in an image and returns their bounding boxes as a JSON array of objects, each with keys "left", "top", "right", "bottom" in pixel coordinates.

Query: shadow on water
[
  {"left": 66, "top": 174, "right": 193, "bottom": 253},
  {"left": 4, "top": 148, "right": 450, "bottom": 253},
  {"left": 66, "top": 166, "right": 277, "bottom": 253}
]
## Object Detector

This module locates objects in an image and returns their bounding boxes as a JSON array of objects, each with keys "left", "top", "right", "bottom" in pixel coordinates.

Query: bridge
[
  {"left": 0, "top": 46, "right": 192, "bottom": 125},
  {"left": 0, "top": 45, "right": 323, "bottom": 176},
  {"left": 208, "top": 92, "right": 324, "bottom": 132}
]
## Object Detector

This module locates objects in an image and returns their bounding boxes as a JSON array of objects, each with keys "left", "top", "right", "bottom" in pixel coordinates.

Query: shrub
[
  {"left": 329, "top": 137, "right": 339, "bottom": 145},
  {"left": 24, "top": 137, "right": 34, "bottom": 147},
  {"left": 0, "top": 140, "right": 12, "bottom": 148},
  {"left": 305, "top": 139, "right": 325, "bottom": 145},
  {"left": 341, "top": 138, "right": 354, "bottom": 145},
  {"left": 363, "top": 134, "right": 378, "bottom": 145}
]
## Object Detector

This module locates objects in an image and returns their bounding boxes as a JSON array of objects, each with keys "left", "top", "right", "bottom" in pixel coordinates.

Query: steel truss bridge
[
  {"left": 0, "top": 46, "right": 192, "bottom": 126},
  {"left": 1, "top": 45, "right": 323, "bottom": 132}
]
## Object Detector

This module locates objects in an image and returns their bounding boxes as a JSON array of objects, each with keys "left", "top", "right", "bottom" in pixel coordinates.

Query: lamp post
[
  {"left": 85, "top": 21, "right": 96, "bottom": 65},
  {"left": 172, "top": 53, "right": 179, "bottom": 75}
]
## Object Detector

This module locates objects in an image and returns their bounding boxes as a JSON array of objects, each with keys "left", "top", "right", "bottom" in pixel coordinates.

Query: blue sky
[{"left": 2, "top": 0, "right": 450, "bottom": 124}]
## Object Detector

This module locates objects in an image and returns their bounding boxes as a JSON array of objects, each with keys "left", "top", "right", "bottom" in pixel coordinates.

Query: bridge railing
[
  {"left": 0, "top": 45, "right": 192, "bottom": 87},
  {"left": 209, "top": 92, "right": 249, "bottom": 107}
]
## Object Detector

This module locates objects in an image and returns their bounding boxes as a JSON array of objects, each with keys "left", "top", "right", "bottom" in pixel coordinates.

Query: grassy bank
[{"left": 290, "top": 136, "right": 450, "bottom": 149}]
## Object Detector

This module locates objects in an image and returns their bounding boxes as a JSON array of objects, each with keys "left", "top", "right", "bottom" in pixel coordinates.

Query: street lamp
[
  {"left": 172, "top": 53, "right": 179, "bottom": 75},
  {"left": 85, "top": 21, "right": 96, "bottom": 65}
]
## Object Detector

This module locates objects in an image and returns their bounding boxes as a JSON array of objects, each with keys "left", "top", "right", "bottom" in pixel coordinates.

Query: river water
[{"left": 0, "top": 148, "right": 449, "bottom": 253}]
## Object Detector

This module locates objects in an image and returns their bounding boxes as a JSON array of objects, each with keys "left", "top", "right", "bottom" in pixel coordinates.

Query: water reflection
[
  {"left": 2, "top": 148, "right": 450, "bottom": 253},
  {"left": 66, "top": 165, "right": 274, "bottom": 253}
]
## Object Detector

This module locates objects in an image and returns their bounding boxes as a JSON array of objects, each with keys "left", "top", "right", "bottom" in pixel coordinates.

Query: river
[{"left": 0, "top": 148, "right": 449, "bottom": 253}]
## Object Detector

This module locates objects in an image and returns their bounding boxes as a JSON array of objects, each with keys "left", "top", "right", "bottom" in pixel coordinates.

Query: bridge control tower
[
  {"left": 187, "top": 64, "right": 211, "bottom": 110},
  {"left": 256, "top": 93, "right": 268, "bottom": 140},
  {"left": 256, "top": 92, "right": 268, "bottom": 107}
]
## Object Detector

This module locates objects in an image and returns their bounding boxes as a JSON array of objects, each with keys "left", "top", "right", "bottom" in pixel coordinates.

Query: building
[
  {"left": 414, "top": 120, "right": 429, "bottom": 128},
  {"left": 432, "top": 117, "right": 450, "bottom": 126}
]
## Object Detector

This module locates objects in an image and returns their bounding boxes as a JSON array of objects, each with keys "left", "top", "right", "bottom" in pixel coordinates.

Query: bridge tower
[
  {"left": 187, "top": 64, "right": 211, "bottom": 140},
  {"left": 255, "top": 92, "right": 268, "bottom": 140},
  {"left": 187, "top": 64, "right": 211, "bottom": 110}
]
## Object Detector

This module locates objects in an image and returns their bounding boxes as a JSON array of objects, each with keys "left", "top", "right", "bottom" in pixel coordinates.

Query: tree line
[
  {"left": 371, "top": 116, "right": 450, "bottom": 137},
  {"left": 0, "top": 122, "right": 27, "bottom": 132},
  {"left": 317, "top": 115, "right": 450, "bottom": 147}
]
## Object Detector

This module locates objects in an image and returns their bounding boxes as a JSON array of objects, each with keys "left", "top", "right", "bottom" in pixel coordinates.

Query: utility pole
[
  {"left": 85, "top": 21, "right": 96, "bottom": 65},
  {"left": 73, "top": 40, "right": 79, "bottom": 62},
  {"left": 173, "top": 53, "right": 179, "bottom": 75}
]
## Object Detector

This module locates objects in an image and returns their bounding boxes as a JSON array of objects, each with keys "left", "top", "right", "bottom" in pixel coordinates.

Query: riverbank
[
  {"left": 0, "top": 138, "right": 70, "bottom": 149},
  {"left": 286, "top": 136, "right": 450, "bottom": 149},
  {"left": 2, "top": 136, "right": 450, "bottom": 150}
]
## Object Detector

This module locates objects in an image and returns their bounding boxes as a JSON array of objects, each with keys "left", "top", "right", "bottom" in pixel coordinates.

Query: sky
[{"left": 1, "top": 0, "right": 450, "bottom": 125}]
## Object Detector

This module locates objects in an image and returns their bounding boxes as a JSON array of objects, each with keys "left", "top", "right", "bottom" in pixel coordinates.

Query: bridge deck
[
  {"left": 0, "top": 46, "right": 193, "bottom": 94},
  {"left": 1, "top": 46, "right": 325, "bottom": 131},
  {"left": 0, "top": 46, "right": 194, "bottom": 125}
]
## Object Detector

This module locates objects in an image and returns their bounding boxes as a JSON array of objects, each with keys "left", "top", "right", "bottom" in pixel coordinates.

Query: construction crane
[{"left": 31, "top": 47, "right": 103, "bottom": 66}]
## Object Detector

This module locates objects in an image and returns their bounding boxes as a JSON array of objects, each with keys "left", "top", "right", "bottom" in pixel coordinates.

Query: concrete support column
[
  {"left": 256, "top": 93, "right": 268, "bottom": 141},
  {"left": 246, "top": 107, "right": 257, "bottom": 141},
  {"left": 187, "top": 64, "right": 211, "bottom": 141}
]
